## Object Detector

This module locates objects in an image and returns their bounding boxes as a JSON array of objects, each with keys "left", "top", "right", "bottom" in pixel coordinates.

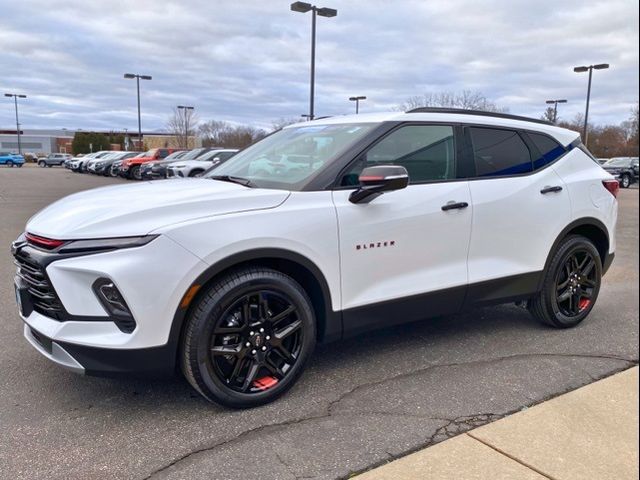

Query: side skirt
[{"left": 341, "top": 271, "right": 542, "bottom": 339}]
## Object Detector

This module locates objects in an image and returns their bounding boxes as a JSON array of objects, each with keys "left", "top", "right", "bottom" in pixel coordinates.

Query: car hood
[{"left": 26, "top": 179, "right": 290, "bottom": 239}]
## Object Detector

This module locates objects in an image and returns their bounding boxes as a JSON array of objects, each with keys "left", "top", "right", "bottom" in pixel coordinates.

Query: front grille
[{"left": 14, "top": 255, "right": 63, "bottom": 318}]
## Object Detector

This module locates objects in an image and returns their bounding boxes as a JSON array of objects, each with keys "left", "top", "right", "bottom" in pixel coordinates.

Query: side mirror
[{"left": 349, "top": 165, "right": 409, "bottom": 204}]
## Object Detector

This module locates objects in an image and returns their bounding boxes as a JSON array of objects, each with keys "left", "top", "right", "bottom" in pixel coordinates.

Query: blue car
[{"left": 0, "top": 151, "right": 25, "bottom": 167}]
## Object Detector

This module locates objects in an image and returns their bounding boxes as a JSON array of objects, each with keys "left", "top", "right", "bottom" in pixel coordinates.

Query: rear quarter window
[
  {"left": 528, "top": 133, "right": 565, "bottom": 169},
  {"left": 469, "top": 127, "right": 532, "bottom": 177}
]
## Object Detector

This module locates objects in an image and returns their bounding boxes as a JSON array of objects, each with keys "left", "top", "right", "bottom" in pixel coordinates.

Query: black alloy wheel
[
  {"left": 529, "top": 235, "right": 602, "bottom": 328},
  {"left": 553, "top": 249, "right": 598, "bottom": 317},
  {"left": 181, "top": 267, "right": 315, "bottom": 408}
]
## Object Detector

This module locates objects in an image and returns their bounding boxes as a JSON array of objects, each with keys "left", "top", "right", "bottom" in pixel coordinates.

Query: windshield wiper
[{"left": 209, "top": 175, "right": 256, "bottom": 188}]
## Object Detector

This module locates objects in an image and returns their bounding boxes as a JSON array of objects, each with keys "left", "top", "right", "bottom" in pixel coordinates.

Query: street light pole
[
  {"left": 124, "top": 73, "right": 152, "bottom": 151},
  {"left": 349, "top": 96, "right": 366, "bottom": 114},
  {"left": 573, "top": 63, "right": 609, "bottom": 146},
  {"left": 4, "top": 93, "right": 27, "bottom": 155},
  {"left": 177, "top": 105, "right": 194, "bottom": 148},
  {"left": 545, "top": 99, "right": 567, "bottom": 123},
  {"left": 291, "top": 2, "right": 337, "bottom": 121}
]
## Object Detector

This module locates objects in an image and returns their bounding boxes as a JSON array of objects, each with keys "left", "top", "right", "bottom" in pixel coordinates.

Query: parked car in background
[
  {"left": 119, "top": 148, "right": 177, "bottom": 179},
  {"left": 0, "top": 151, "right": 25, "bottom": 167},
  {"left": 38, "top": 153, "right": 73, "bottom": 168},
  {"left": 602, "top": 157, "right": 639, "bottom": 188},
  {"left": 140, "top": 150, "right": 188, "bottom": 180},
  {"left": 166, "top": 149, "right": 238, "bottom": 178},
  {"left": 89, "top": 152, "right": 138, "bottom": 176},
  {"left": 69, "top": 151, "right": 113, "bottom": 172},
  {"left": 110, "top": 152, "right": 145, "bottom": 177}
]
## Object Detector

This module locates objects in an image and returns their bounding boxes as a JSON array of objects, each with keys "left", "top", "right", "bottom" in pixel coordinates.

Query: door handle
[
  {"left": 540, "top": 186, "right": 563, "bottom": 194},
  {"left": 441, "top": 201, "right": 469, "bottom": 211}
]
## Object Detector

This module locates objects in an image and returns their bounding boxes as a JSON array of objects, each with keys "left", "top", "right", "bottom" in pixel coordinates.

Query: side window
[
  {"left": 158, "top": 149, "right": 169, "bottom": 158},
  {"left": 469, "top": 127, "right": 532, "bottom": 177},
  {"left": 528, "top": 133, "right": 565, "bottom": 170},
  {"left": 340, "top": 125, "right": 455, "bottom": 186}
]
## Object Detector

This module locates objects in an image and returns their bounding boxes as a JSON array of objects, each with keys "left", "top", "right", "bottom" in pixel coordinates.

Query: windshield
[
  {"left": 204, "top": 124, "right": 375, "bottom": 189},
  {"left": 606, "top": 158, "right": 631, "bottom": 167},
  {"left": 162, "top": 151, "right": 185, "bottom": 161}
]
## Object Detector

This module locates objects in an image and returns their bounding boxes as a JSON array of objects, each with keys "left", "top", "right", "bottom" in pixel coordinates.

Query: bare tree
[
  {"left": 395, "top": 90, "right": 507, "bottom": 113},
  {"left": 271, "top": 117, "right": 302, "bottom": 132},
  {"left": 166, "top": 107, "right": 200, "bottom": 148},
  {"left": 541, "top": 106, "right": 556, "bottom": 123},
  {"left": 198, "top": 120, "right": 267, "bottom": 149}
]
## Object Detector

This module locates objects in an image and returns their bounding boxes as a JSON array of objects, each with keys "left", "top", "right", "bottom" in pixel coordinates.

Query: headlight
[
  {"left": 57, "top": 235, "right": 158, "bottom": 254},
  {"left": 173, "top": 164, "right": 185, "bottom": 168}
]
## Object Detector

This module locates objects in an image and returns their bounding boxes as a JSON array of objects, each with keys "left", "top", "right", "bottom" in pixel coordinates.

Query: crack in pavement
[{"left": 142, "top": 352, "right": 637, "bottom": 479}]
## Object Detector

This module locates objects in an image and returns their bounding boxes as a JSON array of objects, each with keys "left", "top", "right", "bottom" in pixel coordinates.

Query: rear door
[
  {"left": 464, "top": 126, "right": 572, "bottom": 304},
  {"left": 332, "top": 124, "right": 473, "bottom": 335}
]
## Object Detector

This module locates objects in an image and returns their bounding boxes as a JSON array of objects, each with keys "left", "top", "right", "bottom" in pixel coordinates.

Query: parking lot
[{"left": 0, "top": 166, "right": 637, "bottom": 480}]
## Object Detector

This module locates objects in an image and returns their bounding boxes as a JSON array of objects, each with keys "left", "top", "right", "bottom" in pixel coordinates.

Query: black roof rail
[{"left": 406, "top": 107, "right": 554, "bottom": 126}]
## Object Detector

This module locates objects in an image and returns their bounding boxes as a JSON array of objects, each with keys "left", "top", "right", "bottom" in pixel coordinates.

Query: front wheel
[
  {"left": 188, "top": 169, "right": 204, "bottom": 177},
  {"left": 181, "top": 267, "right": 316, "bottom": 408},
  {"left": 130, "top": 165, "right": 141, "bottom": 180},
  {"left": 620, "top": 174, "right": 631, "bottom": 188},
  {"left": 6, "top": 160, "right": 13, "bottom": 168},
  {"left": 38, "top": 161, "right": 46, "bottom": 167},
  {"left": 529, "top": 235, "right": 602, "bottom": 328}
]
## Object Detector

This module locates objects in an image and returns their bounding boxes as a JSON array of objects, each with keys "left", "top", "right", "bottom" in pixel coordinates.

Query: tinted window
[
  {"left": 341, "top": 125, "right": 455, "bottom": 185},
  {"left": 469, "top": 127, "right": 532, "bottom": 177},
  {"left": 216, "top": 151, "right": 237, "bottom": 161},
  {"left": 529, "top": 133, "right": 565, "bottom": 169}
]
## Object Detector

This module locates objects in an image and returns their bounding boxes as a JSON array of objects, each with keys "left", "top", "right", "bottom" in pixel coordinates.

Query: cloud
[{"left": 0, "top": 0, "right": 637, "bottom": 131}]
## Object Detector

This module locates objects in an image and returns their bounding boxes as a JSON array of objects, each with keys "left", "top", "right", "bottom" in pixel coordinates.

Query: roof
[{"left": 287, "top": 110, "right": 580, "bottom": 146}]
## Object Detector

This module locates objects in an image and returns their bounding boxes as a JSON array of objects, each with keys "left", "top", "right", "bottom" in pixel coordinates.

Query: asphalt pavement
[{"left": 0, "top": 166, "right": 637, "bottom": 480}]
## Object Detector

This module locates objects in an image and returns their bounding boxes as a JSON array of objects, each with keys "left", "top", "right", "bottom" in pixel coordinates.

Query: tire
[
  {"left": 17, "top": 164, "right": 23, "bottom": 168},
  {"left": 529, "top": 235, "right": 602, "bottom": 328},
  {"left": 188, "top": 169, "right": 204, "bottom": 177},
  {"left": 130, "top": 165, "right": 141, "bottom": 180},
  {"left": 38, "top": 161, "right": 46, "bottom": 168},
  {"left": 620, "top": 174, "right": 631, "bottom": 188},
  {"left": 6, "top": 160, "right": 13, "bottom": 168},
  {"left": 109, "top": 166, "right": 118, "bottom": 177},
  {"left": 47, "top": 164, "right": 52, "bottom": 168},
  {"left": 181, "top": 267, "right": 316, "bottom": 408}
]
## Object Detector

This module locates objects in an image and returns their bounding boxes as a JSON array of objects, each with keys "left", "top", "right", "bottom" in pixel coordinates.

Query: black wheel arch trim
[{"left": 166, "top": 248, "right": 341, "bottom": 373}]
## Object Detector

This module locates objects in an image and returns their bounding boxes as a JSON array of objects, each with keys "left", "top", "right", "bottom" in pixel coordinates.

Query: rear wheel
[
  {"left": 181, "top": 267, "right": 316, "bottom": 408},
  {"left": 620, "top": 174, "right": 631, "bottom": 188},
  {"left": 529, "top": 235, "right": 601, "bottom": 328}
]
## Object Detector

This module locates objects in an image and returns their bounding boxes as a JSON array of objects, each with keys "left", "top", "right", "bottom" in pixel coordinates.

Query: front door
[{"left": 332, "top": 124, "right": 473, "bottom": 335}]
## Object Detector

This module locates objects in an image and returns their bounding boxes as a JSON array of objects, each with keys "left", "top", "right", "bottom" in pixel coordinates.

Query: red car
[{"left": 119, "top": 148, "right": 178, "bottom": 179}]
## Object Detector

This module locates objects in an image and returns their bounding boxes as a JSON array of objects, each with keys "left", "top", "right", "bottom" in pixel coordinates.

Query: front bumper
[
  {"left": 14, "top": 235, "right": 207, "bottom": 375},
  {"left": 24, "top": 323, "right": 177, "bottom": 376}
]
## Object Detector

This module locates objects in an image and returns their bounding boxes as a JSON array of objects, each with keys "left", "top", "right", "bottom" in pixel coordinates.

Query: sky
[{"left": 1, "top": 0, "right": 638, "bottom": 132}]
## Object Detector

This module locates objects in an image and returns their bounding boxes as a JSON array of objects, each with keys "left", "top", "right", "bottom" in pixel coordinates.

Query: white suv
[{"left": 12, "top": 109, "right": 619, "bottom": 408}]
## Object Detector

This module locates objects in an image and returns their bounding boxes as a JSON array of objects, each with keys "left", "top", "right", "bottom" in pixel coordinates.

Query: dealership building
[{"left": 0, "top": 129, "right": 200, "bottom": 155}]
